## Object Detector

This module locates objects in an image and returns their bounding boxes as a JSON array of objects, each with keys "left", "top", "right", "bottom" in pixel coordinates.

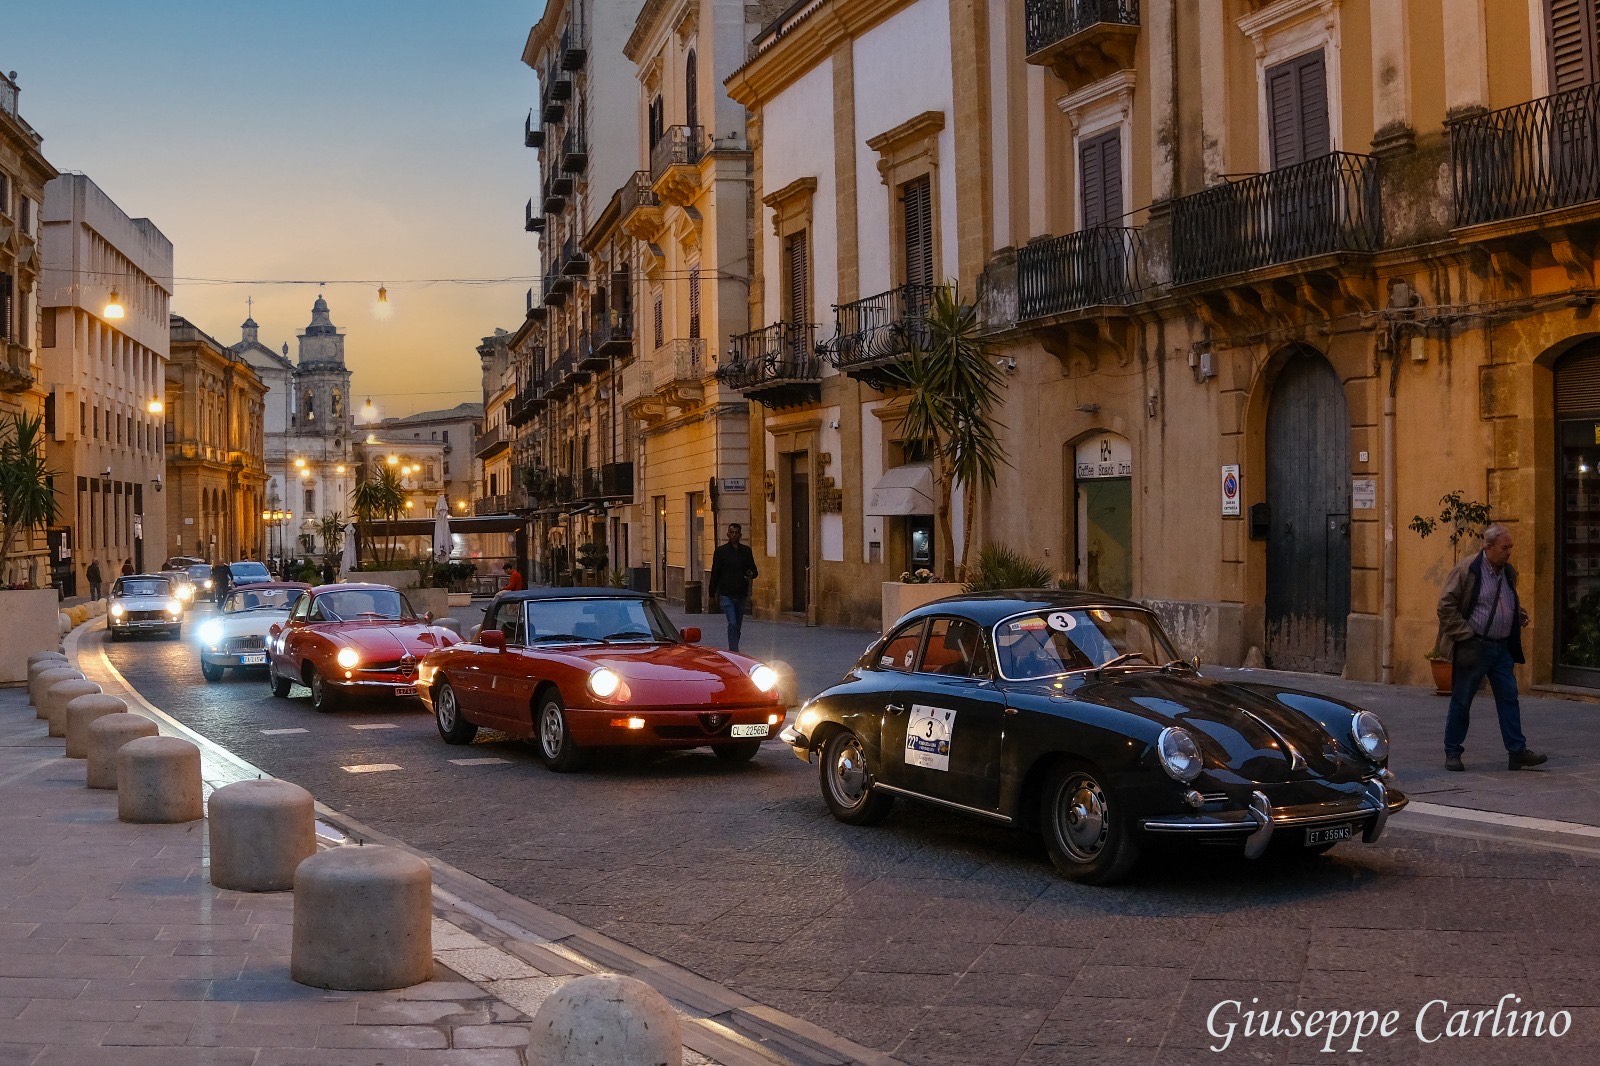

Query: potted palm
[
  {"left": 0, "top": 412, "right": 64, "bottom": 682},
  {"left": 1410, "top": 490, "right": 1491, "bottom": 695},
  {"left": 350, "top": 467, "right": 417, "bottom": 589}
]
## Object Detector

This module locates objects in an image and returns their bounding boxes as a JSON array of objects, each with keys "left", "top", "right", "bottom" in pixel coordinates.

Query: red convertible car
[
  {"left": 417, "top": 589, "right": 786, "bottom": 770},
  {"left": 266, "top": 583, "right": 458, "bottom": 711}
]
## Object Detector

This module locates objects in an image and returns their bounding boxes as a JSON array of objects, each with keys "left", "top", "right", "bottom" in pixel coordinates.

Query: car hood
[
  {"left": 210, "top": 609, "right": 291, "bottom": 638},
  {"left": 113, "top": 595, "right": 175, "bottom": 610},
  {"left": 322, "top": 622, "right": 455, "bottom": 659},
  {"left": 540, "top": 642, "right": 772, "bottom": 705}
]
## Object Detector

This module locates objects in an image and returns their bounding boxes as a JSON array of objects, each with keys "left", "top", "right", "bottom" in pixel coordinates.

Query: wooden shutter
[
  {"left": 785, "top": 232, "right": 808, "bottom": 325},
  {"left": 902, "top": 177, "right": 934, "bottom": 288},
  {"left": 1549, "top": 0, "right": 1600, "bottom": 92},
  {"left": 688, "top": 264, "right": 701, "bottom": 339},
  {"left": 1266, "top": 50, "right": 1330, "bottom": 168},
  {"left": 685, "top": 51, "right": 699, "bottom": 131},
  {"left": 1079, "top": 129, "right": 1122, "bottom": 228},
  {"left": 0, "top": 273, "right": 11, "bottom": 342},
  {"left": 653, "top": 292, "right": 663, "bottom": 350}
]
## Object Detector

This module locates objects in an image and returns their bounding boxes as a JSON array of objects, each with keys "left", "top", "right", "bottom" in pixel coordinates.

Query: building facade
[
  {"left": 374, "top": 401, "right": 483, "bottom": 513},
  {"left": 165, "top": 315, "right": 268, "bottom": 562},
  {"left": 38, "top": 173, "right": 171, "bottom": 582}
]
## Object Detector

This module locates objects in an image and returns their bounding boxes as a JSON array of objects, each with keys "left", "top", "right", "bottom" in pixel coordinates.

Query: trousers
[{"left": 1444, "top": 638, "right": 1527, "bottom": 756}]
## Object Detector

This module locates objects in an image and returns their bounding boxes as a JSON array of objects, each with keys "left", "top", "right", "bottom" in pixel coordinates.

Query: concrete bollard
[
  {"left": 64, "top": 694, "right": 128, "bottom": 759},
  {"left": 291, "top": 845, "right": 432, "bottom": 990},
  {"left": 27, "top": 651, "right": 67, "bottom": 672},
  {"left": 30, "top": 666, "right": 82, "bottom": 716},
  {"left": 116, "top": 737, "right": 203, "bottom": 823},
  {"left": 528, "top": 973, "right": 683, "bottom": 1066},
  {"left": 57, "top": 612, "right": 71, "bottom": 637},
  {"left": 209, "top": 779, "right": 316, "bottom": 892},
  {"left": 43, "top": 679, "right": 101, "bottom": 738},
  {"left": 85, "top": 713, "right": 160, "bottom": 789},
  {"left": 768, "top": 659, "right": 800, "bottom": 709}
]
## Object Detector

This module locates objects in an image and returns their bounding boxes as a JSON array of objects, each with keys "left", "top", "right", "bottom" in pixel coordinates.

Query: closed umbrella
[
  {"left": 341, "top": 523, "right": 357, "bottom": 576},
  {"left": 432, "top": 496, "right": 451, "bottom": 563}
]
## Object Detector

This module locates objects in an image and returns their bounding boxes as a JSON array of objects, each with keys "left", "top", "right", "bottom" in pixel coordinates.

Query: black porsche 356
[{"left": 780, "top": 592, "right": 1406, "bottom": 884}]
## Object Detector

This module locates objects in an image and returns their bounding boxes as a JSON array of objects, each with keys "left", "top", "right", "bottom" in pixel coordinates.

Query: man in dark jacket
[
  {"left": 1435, "top": 523, "right": 1546, "bottom": 772},
  {"left": 708, "top": 523, "right": 758, "bottom": 652},
  {"left": 86, "top": 560, "right": 103, "bottom": 600}
]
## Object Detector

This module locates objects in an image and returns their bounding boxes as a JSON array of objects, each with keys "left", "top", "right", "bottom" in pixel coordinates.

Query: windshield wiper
[
  {"left": 602, "top": 630, "right": 656, "bottom": 642},
  {"left": 529, "top": 633, "right": 592, "bottom": 643},
  {"left": 1160, "top": 658, "right": 1196, "bottom": 674}
]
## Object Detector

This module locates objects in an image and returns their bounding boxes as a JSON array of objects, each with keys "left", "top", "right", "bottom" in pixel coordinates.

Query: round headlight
[
  {"left": 203, "top": 579, "right": 213, "bottom": 590},
  {"left": 588, "top": 667, "right": 622, "bottom": 699},
  {"left": 166, "top": 600, "right": 182, "bottom": 615},
  {"left": 1156, "top": 726, "right": 1204, "bottom": 782},
  {"left": 749, "top": 664, "right": 779, "bottom": 693},
  {"left": 198, "top": 621, "right": 223, "bottom": 647},
  {"left": 335, "top": 647, "right": 361, "bottom": 670},
  {"left": 110, "top": 603, "right": 125, "bottom": 618},
  {"left": 1351, "top": 710, "right": 1389, "bottom": 762}
]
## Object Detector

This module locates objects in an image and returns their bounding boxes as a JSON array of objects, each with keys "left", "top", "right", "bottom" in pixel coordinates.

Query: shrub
[{"left": 962, "top": 542, "right": 1056, "bottom": 593}]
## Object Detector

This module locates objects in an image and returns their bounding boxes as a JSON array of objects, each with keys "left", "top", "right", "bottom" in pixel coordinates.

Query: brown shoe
[
  {"left": 1508, "top": 749, "right": 1548, "bottom": 770},
  {"left": 1445, "top": 754, "right": 1465, "bottom": 772}
]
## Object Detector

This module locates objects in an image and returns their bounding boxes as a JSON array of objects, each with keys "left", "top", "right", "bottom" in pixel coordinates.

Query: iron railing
[
  {"left": 524, "top": 199, "right": 542, "bottom": 233},
  {"left": 650, "top": 125, "right": 705, "bottom": 182},
  {"left": 1024, "top": 0, "right": 1140, "bottom": 56},
  {"left": 718, "top": 323, "right": 821, "bottom": 390},
  {"left": 1017, "top": 227, "right": 1144, "bottom": 319},
  {"left": 524, "top": 111, "right": 544, "bottom": 148},
  {"left": 560, "top": 237, "right": 588, "bottom": 277},
  {"left": 562, "top": 127, "right": 588, "bottom": 173},
  {"left": 1169, "top": 151, "right": 1382, "bottom": 286},
  {"left": 829, "top": 284, "right": 942, "bottom": 371},
  {"left": 475, "top": 495, "right": 511, "bottom": 517},
  {"left": 560, "top": 22, "right": 587, "bottom": 71},
  {"left": 1452, "top": 83, "right": 1600, "bottom": 227},
  {"left": 658, "top": 338, "right": 709, "bottom": 384},
  {"left": 593, "top": 310, "right": 633, "bottom": 355},
  {"left": 620, "top": 170, "right": 659, "bottom": 219},
  {"left": 545, "top": 349, "right": 576, "bottom": 398},
  {"left": 473, "top": 424, "right": 510, "bottom": 459}
]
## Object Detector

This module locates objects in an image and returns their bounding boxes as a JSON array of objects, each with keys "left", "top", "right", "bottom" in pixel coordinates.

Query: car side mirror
[
  {"left": 682, "top": 627, "right": 701, "bottom": 644},
  {"left": 480, "top": 629, "right": 506, "bottom": 650},
  {"left": 269, "top": 623, "right": 282, "bottom": 638},
  {"left": 424, "top": 611, "right": 434, "bottom": 624}
]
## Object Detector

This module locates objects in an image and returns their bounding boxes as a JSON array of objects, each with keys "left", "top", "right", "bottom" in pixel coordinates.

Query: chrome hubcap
[
  {"left": 830, "top": 739, "right": 869, "bottom": 806},
  {"left": 541, "top": 706, "right": 562, "bottom": 758},
  {"left": 1057, "top": 776, "right": 1109, "bottom": 861},
  {"left": 438, "top": 687, "right": 456, "bottom": 730}
]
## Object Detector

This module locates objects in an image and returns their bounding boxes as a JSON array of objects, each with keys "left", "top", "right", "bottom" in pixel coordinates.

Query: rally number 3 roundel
[{"left": 905, "top": 705, "right": 956, "bottom": 772}]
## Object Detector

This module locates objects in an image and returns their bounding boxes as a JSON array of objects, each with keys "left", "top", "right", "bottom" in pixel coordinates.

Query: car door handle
[{"left": 886, "top": 702, "right": 907, "bottom": 714}]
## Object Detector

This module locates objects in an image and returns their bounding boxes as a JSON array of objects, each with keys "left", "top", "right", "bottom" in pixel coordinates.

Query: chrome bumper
[
  {"left": 1141, "top": 777, "right": 1405, "bottom": 858},
  {"left": 779, "top": 725, "right": 813, "bottom": 763}
]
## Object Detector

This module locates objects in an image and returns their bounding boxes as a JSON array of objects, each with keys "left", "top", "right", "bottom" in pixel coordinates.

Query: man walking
[
  {"left": 85, "top": 559, "right": 103, "bottom": 600},
  {"left": 1436, "top": 523, "right": 1547, "bottom": 771},
  {"left": 708, "top": 523, "right": 758, "bottom": 652}
]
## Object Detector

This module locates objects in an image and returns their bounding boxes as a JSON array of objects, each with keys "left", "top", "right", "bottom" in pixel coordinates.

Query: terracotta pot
[{"left": 1428, "top": 657, "right": 1452, "bottom": 696}]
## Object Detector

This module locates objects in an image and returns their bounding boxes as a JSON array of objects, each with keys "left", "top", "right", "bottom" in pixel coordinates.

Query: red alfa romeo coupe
[
  {"left": 266, "top": 583, "right": 458, "bottom": 711},
  {"left": 417, "top": 589, "right": 786, "bottom": 769}
]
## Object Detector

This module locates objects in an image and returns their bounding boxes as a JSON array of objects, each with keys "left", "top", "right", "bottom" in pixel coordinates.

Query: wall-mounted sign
[
  {"left": 721, "top": 477, "right": 748, "bottom": 494},
  {"left": 1352, "top": 478, "right": 1377, "bottom": 510},
  {"left": 1221, "top": 465, "right": 1241, "bottom": 517},
  {"left": 1074, "top": 433, "right": 1133, "bottom": 480}
]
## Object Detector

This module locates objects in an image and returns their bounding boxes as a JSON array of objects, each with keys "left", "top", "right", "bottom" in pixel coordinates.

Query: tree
[
  {"left": 888, "top": 286, "right": 1006, "bottom": 581},
  {"left": 317, "top": 511, "right": 346, "bottom": 569},
  {"left": 0, "top": 413, "right": 61, "bottom": 586},
  {"left": 350, "top": 468, "right": 404, "bottom": 566}
]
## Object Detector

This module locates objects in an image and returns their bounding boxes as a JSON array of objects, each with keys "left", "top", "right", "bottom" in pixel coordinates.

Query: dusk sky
[{"left": 15, "top": 1, "right": 546, "bottom": 418}]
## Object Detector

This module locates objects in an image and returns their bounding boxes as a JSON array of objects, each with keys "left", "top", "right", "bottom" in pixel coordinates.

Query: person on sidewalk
[
  {"left": 85, "top": 559, "right": 103, "bottom": 600},
  {"left": 708, "top": 523, "right": 758, "bottom": 653},
  {"left": 1435, "top": 523, "right": 1547, "bottom": 772},
  {"left": 120, "top": 558, "right": 134, "bottom": 576},
  {"left": 502, "top": 561, "right": 526, "bottom": 592}
]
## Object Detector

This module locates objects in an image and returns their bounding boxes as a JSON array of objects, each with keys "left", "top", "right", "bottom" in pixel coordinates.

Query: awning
[{"left": 866, "top": 463, "right": 935, "bottom": 516}]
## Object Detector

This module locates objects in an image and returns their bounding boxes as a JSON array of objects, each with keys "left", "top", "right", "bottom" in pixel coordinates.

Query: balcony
[
  {"left": 570, "top": 334, "right": 597, "bottom": 383},
  {"left": 593, "top": 310, "right": 634, "bottom": 360},
  {"left": 654, "top": 338, "right": 710, "bottom": 410},
  {"left": 1017, "top": 227, "right": 1144, "bottom": 320},
  {"left": 560, "top": 238, "right": 588, "bottom": 277},
  {"left": 524, "top": 199, "right": 543, "bottom": 233},
  {"left": 1024, "top": 0, "right": 1140, "bottom": 91},
  {"left": 827, "top": 284, "right": 941, "bottom": 389},
  {"left": 562, "top": 128, "right": 588, "bottom": 174},
  {"left": 717, "top": 322, "right": 822, "bottom": 410},
  {"left": 548, "top": 170, "right": 573, "bottom": 199},
  {"left": 544, "top": 349, "right": 576, "bottom": 399},
  {"left": 541, "top": 95, "right": 565, "bottom": 125},
  {"left": 1452, "top": 83, "right": 1600, "bottom": 229},
  {"left": 524, "top": 111, "right": 544, "bottom": 149},
  {"left": 1169, "top": 152, "right": 1382, "bottom": 287},
  {"left": 619, "top": 170, "right": 663, "bottom": 239},
  {"left": 650, "top": 125, "right": 705, "bottom": 204},
  {"left": 549, "top": 70, "right": 572, "bottom": 102},
  {"left": 554, "top": 472, "right": 577, "bottom": 504},
  {"left": 475, "top": 494, "right": 512, "bottom": 517},
  {"left": 542, "top": 175, "right": 567, "bottom": 215},
  {"left": 2, "top": 342, "right": 33, "bottom": 394},
  {"left": 524, "top": 287, "right": 548, "bottom": 321},
  {"left": 599, "top": 462, "right": 634, "bottom": 499},
  {"left": 560, "top": 25, "right": 587, "bottom": 71},
  {"left": 474, "top": 424, "right": 511, "bottom": 460},
  {"left": 544, "top": 262, "right": 572, "bottom": 304}
]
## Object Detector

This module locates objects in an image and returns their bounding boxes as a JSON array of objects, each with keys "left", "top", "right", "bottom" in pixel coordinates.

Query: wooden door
[{"left": 788, "top": 458, "right": 810, "bottom": 614}]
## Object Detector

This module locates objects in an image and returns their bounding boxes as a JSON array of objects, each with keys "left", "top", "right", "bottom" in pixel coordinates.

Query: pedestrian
[
  {"left": 120, "top": 558, "right": 134, "bottom": 576},
  {"left": 503, "top": 560, "right": 526, "bottom": 592},
  {"left": 85, "top": 559, "right": 103, "bottom": 600},
  {"left": 708, "top": 523, "right": 758, "bottom": 652},
  {"left": 1435, "top": 523, "right": 1547, "bottom": 772},
  {"left": 321, "top": 560, "right": 335, "bottom": 585},
  {"left": 214, "top": 563, "right": 232, "bottom": 605}
]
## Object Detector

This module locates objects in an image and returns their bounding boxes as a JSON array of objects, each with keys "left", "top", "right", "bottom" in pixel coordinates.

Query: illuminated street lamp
[
  {"left": 104, "top": 289, "right": 125, "bottom": 320},
  {"left": 387, "top": 454, "right": 399, "bottom": 466},
  {"left": 146, "top": 399, "right": 164, "bottom": 415}
]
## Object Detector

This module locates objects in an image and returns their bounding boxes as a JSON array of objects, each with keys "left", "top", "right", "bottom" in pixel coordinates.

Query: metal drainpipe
[{"left": 1381, "top": 323, "right": 1400, "bottom": 685}]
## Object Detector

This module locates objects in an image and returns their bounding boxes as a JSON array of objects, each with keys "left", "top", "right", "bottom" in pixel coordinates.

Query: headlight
[
  {"left": 588, "top": 667, "right": 622, "bottom": 699},
  {"left": 335, "top": 647, "right": 361, "bottom": 670},
  {"left": 166, "top": 600, "right": 182, "bottom": 615},
  {"left": 749, "top": 664, "right": 779, "bottom": 693},
  {"left": 110, "top": 603, "right": 125, "bottom": 618},
  {"left": 1156, "top": 726, "right": 1204, "bottom": 782},
  {"left": 203, "top": 579, "right": 213, "bottom": 590},
  {"left": 1350, "top": 710, "right": 1389, "bottom": 762},
  {"left": 198, "top": 621, "right": 223, "bottom": 647}
]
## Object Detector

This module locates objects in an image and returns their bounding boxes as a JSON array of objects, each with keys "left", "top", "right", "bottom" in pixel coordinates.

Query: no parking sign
[{"left": 1221, "top": 465, "right": 1241, "bottom": 517}]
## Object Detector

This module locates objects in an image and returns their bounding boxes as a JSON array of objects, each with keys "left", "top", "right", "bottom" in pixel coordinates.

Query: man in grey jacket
[{"left": 1435, "top": 524, "right": 1546, "bottom": 772}]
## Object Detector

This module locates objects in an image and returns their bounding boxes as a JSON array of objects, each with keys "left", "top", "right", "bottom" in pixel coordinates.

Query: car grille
[
  {"left": 363, "top": 659, "right": 417, "bottom": 677},
  {"left": 225, "top": 636, "right": 266, "bottom": 653},
  {"left": 123, "top": 610, "right": 167, "bottom": 623}
]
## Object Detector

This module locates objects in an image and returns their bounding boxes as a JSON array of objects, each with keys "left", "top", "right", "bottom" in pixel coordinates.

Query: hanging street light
[{"left": 104, "top": 289, "right": 125, "bottom": 320}]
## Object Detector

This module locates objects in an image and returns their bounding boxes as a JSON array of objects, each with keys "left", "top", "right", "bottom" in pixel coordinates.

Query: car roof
[
  {"left": 310, "top": 582, "right": 408, "bottom": 594},
  {"left": 224, "top": 581, "right": 311, "bottom": 594},
  {"left": 496, "top": 588, "right": 650, "bottom": 602},
  {"left": 895, "top": 589, "right": 1152, "bottom": 627}
]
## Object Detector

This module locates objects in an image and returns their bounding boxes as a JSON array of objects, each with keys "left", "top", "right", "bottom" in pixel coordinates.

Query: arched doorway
[
  {"left": 1073, "top": 432, "right": 1133, "bottom": 597},
  {"left": 1264, "top": 347, "right": 1350, "bottom": 673},
  {"left": 1554, "top": 340, "right": 1600, "bottom": 686}
]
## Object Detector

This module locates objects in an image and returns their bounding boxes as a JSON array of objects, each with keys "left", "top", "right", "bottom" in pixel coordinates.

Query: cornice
[
  {"left": 521, "top": 0, "right": 570, "bottom": 69},
  {"left": 724, "top": 0, "right": 917, "bottom": 109}
]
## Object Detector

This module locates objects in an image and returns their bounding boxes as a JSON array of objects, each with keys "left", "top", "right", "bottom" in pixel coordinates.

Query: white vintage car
[{"left": 196, "top": 582, "right": 310, "bottom": 682}]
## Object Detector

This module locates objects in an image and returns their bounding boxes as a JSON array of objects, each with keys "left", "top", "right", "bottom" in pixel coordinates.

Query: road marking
[
  {"left": 450, "top": 757, "right": 512, "bottom": 766},
  {"left": 261, "top": 728, "right": 309, "bottom": 736},
  {"left": 349, "top": 723, "right": 399, "bottom": 730},
  {"left": 342, "top": 763, "right": 402, "bottom": 774},
  {"left": 1404, "top": 800, "right": 1600, "bottom": 840}
]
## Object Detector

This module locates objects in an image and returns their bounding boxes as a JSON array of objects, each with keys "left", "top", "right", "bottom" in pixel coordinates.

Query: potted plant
[
  {"left": 1410, "top": 490, "right": 1492, "bottom": 695},
  {"left": 0, "top": 412, "right": 63, "bottom": 682},
  {"left": 962, "top": 542, "right": 1056, "bottom": 592},
  {"left": 577, "top": 542, "right": 608, "bottom": 586}
]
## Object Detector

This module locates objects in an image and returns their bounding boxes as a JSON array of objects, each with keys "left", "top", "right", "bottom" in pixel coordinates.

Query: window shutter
[
  {"left": 902, "top": 177, "right": 934, "bottom": 288},
  {"left": 1296, "top": 51, "right": 1330, "bottom": 159},
  {"left": 0, "top": 273, "right": 12, "bottom": 342},
  {"left": 653, "top": 292, "right": 663, "bottom": 350},
  {"left": 1079, "top": 130, "right": 1122, "bottom": 227},
  {"left": 1548, "top": 0, "right": 1600, "bottom": 92},
  {"left": 685, "top": 51, "right": 698, "bottom": 131},
  {"left": 688, "top": 264, "right": 701, "bottom": 340},
  {"left": 1266, "top": 50, "right": 1329, "bottom": 168},
  {"left": 786, "top": 231, "right": 808, "bottom": 325}
]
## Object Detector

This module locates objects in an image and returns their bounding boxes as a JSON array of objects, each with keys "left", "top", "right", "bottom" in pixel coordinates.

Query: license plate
[
  {"left": 730, "top": 724, "right": 768, "bottom": 738},
  {"left": 395, "top": 686, "right": 418, "bottom": 698},
  {"left": 241, "top": 654, "right": 267, "bottom": 666},
  {"left": 1306, "top": 823, "right": 1352, "bottom": 846}
]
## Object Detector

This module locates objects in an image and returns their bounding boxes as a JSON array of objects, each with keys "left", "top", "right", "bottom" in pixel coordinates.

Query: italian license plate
[
  {"left": 730, "top": 724, "right": 768, "bottom": 738},
  {"left": 241, "top": 654, "right": 267, "bottom": 666},
  {"left": 1306, "top": 823, "right": 1352, "bottom": 846},
  {"left": 395, "top": 686, "right": 418, "bottom": 698}
]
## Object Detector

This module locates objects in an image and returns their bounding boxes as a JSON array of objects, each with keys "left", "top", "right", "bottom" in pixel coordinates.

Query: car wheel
[
  {"left": 307, "top": 666, "right": 341, "bottom": 713},
  {"left": 714, "top": 740, "right": 762, "bottom": 764},
  {"left": 200, "top": 660, "right": 224, "bottom": 683},
  {"left": 535, "top": 691, "right": 584, "bottom": 772},
  {"left": 1040, "top": 762, "right": 1139, "bottom": 885},
  {"left": 819, "top": 729, "right": 894, "bottom": 826},
  {"left": 268, "top": 660, "right": 293, "bottom": 698},
  {"left": 434, "top": 680, "right": 478, "bottom": 745}
]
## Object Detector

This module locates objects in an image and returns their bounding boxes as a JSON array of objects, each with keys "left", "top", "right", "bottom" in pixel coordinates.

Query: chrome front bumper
[
  {"left": 1141, "top": 777, "right": 1405, "bottom": 858},
  {"left": 780, "top": 725, "right": 812, "bottom": 762}
]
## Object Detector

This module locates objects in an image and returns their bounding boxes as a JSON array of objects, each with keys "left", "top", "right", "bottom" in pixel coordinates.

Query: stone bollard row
[
  {"left": 30, "top": 666, "right": 82, "bottom": 717},
  {"left": 291, "top": 845, "right": 433, "bottom": 991},
  {"left": 65, "top": 694, "right": 127, "bottom": 759},
  {"left": 209, "top": 779, "right": 316, "bottom": 892},
  {"left": 85, "top": 713, "right": 159, "bottom": 789},
  {"left": 117, "top": 737, "right": 203, "bottom": 823},
  {"left": 43, "top": 679, "right": 101, "bottom": 738},
  {"left": 27, "top": 651, "right": 67, "bottom": 675},
  {"left": 529, "top": 974, "right": 683, "bottom": 1066}
]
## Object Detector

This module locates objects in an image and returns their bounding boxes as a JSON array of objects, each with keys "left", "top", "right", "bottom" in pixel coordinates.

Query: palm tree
[
  {"left": 0, "top": 413, "right": 61, "bottom": 586},
  {"left": 350, "top": 469, "right": 403, "bottom": 566},
  {"left": 890, "top": 286, "right": 1006, "bottom": 582}
]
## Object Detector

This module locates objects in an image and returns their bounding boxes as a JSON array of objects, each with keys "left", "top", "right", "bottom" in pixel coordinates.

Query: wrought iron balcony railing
[
  {"left": 560, "top": 24, "right": 587, "bottom": 71},
  {"left": 543, "top": 263, "right": 568, "bottom": 305},
  {"left": 650, "top": 125, "right": 705, "bottom": 183},
  {"left": 560, "top": 237, "right": 588, "bottom": 277},
  {"left": 619, "top": 170, "right": 660, "bottom": 223},
  {"left": 829, "top": 284, "right": 941, "bottom": 377},
  {"left": 1169, "top": 151, "right": 1382, "bottom": 286},
  {"left": 524, "top": 111, "right": 544, "bottom": 149},
  {"left": 475, "top": 494, "right": 511, "bottom": 517},
  {"left": 473, "top": 424, "right": 511, "bottom": 460},
  {"left": 544, "top": 349, "right": 576, "bottom": 398},
  {"left": 1452, "top": 83, "right": 1600, "bottom": 228},
  {"left": 1025, "top": 0, "right": 1140, "bottom": 55},
  {"left": 1017, "top": 227, "right": 1144, "bottom": 320},
  {"left": 524, "top": 199, "right": 542, "bottom": 233},
  {"left": 562, "top": 127, "right": 588, "bottom": 174},
  {"left": 592, "top": 310, "right": 633, "bottom": 359},
  {"left": 718, "top": 323, "right": 822, "bottom": 409}
]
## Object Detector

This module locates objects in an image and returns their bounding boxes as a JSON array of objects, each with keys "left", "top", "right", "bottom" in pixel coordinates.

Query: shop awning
[{"left": 866, "top": 463, "right": 935, "bottom": 516}]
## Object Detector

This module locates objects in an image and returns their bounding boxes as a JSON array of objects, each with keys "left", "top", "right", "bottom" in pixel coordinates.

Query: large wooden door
[
  {"left": 1265, "top": 350, "right": 1350, "bottom": 674},
  {"left": 788, "top": 458, "right": 810, "bottom": 614}
]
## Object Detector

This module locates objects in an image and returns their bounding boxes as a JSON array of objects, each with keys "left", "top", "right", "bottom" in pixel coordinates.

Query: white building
[
  {"left": 38, "top": 173, "right": 172, "bottom": 579},
  {"left": 371, "top": 401, "right": 483, "bottom": 513}
]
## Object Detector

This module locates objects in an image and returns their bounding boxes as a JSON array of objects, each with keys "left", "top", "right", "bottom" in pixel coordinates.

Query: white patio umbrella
[
  {"left": 432, "top": 496, "right": 451, "bottom": 563},
  {"left": 340, "top": 523, "right": 357, "bottom": 576}
]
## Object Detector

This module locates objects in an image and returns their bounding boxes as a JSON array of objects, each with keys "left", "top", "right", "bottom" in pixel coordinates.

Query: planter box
[
  {"left": 0, "top": 589, "right": 64, "bottom": 683},
  {"left": 344, "top": 570, "right": 420, "bottom": 589},
  {"left": 881, "top": 582, "right": 965, "bottom": 631},
  {"left": 446, "top": 592, "right": 473, "bottom": 607}
]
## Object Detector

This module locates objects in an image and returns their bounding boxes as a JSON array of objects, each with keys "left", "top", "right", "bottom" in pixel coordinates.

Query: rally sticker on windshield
[
  {"left": 905, "top": 705, "right": 956, "bottom": 771},
  {"left": 1047, "top": 611, "right": 1077, "bottom": 632}
]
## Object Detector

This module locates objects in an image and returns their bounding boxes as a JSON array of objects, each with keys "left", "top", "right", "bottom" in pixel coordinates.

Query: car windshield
[
  {"left": 187, "top": 565, "right": 212, "bottom": 580},
  {"left": 231, "top": 562, "right": 272, "bottom": 581},
  {"left": 522, "top": 597, "right": 680, "bottom": 644},
  {"left": 314, "top": 588, "right": 413, "bottom": 622},
  {"left": 992, "top": 607, "right": 1178, "bottom": 680},
  {"left": 117, "top": 578, "right": 170, "bottom": 598},
  {"left": 223, "top": 588, "right": 298, "bottom": 614}
]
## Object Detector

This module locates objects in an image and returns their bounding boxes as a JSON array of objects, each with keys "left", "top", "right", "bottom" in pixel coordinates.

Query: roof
[
  {"left": 381, "top": 403, "right": 484, "bottom": 425},
  {"left": 897, "top": 590, "right": 1149, "bottom": 626}
]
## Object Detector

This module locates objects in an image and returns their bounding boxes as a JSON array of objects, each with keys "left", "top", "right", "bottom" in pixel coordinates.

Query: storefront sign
[
  {"left": 1075, "top": 434, "right": 1133, "bottom": 480},
  {"left": 1221, "top": 465, "right": 1241, "bottom": 517},
  {"left": 1352, "top": 479, "right": 1377, "bottom": 510}
]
